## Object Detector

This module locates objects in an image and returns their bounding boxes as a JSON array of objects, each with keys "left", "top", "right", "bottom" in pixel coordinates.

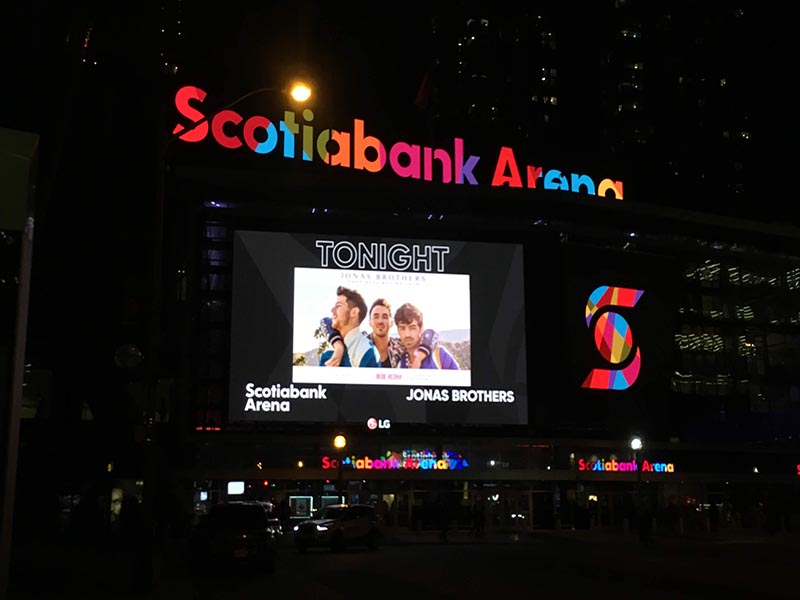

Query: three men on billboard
[{"left": 320, "top": 292, "right": 459, "bottom": 370}]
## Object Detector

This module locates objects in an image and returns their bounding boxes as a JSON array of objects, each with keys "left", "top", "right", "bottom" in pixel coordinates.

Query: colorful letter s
[
  {"left": 172, "top": 85, "right": 208, "bottom": 142},
  {"left": 582, "top": 285, "right": 644, "bottom": 391}
]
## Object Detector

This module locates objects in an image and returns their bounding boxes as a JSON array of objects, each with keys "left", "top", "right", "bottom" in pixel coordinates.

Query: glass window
[
  {"left": 200, "top": 248, "right": 230, "bottom": 268},
  {"left": 684, "top": 261, "right": 720, "bottom": 288},
  {"left": 198, "top": 359, "right": 225, "bottom": 380},
  {"left": 200, "top": 272, "right": 228, "bottom": 291},
  {"left": 203, "top": 223, "right": 229, "bottom": 242},
  {"left": 200, "top": 299, "right": 227, "bottom": 322},
  {"left": 701, "top": 295, "right": 723, "bottom": 320},
  {"left": 199, "top": 328, "right": 227, "bottom": 353}
]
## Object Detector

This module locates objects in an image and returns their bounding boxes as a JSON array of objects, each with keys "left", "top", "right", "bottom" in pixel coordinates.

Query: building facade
[
  {"left": 158, "top": 104, "right": 800, "bottom": 532},
  {"left": 10, "top": 3, "right": 797, "bottom": 539}
]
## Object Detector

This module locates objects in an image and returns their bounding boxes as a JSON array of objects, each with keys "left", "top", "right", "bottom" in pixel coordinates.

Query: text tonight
[{"left": 316, "top": 239, "right": 450, "bottom": 272}]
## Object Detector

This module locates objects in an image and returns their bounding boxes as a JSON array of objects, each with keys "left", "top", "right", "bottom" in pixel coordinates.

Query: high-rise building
[{"left": 422, "top": 3, "right": 761, "bottom": 218}]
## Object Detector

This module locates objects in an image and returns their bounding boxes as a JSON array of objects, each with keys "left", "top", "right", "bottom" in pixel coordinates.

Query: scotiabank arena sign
[
  {"left": 321, "top": 449, "right": 468, "bottom": 471},
  {"left": 172, "top": 85, "right": 624, "bottom": 200},
  {"left": 577, "top": 457, "right": 675, "bottom": 473}
]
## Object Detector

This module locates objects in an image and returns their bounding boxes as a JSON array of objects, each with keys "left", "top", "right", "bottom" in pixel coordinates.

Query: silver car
[{"left": 293, "top": 503, "right": 381, "bottom": 552}]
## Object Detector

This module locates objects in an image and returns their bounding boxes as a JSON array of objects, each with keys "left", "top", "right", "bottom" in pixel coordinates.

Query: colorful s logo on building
[{"left": 582, "top": 285, "right": 644, "bottom": 390}]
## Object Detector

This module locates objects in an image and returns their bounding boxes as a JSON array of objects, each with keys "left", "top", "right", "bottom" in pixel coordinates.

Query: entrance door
[{"left": 470, "top": 490, "right": 539, "bottom": 531}]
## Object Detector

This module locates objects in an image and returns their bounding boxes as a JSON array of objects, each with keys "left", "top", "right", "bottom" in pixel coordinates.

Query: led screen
[
  {"left": 558, "top": 243, "right": 679, "bottom": 437},
  {"left": 229, "top": 231, "right": 527, "bottom": 425}
]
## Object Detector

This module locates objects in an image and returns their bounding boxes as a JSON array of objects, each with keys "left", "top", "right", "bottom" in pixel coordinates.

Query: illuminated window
[
  {"left": 200, "top": 272, "right": 227, "bottom": 291},
  {"left": 701, "top": 295, "right": 725, "bottom": 320},
  {"left": 786, "top": 268, "right": 800, "bottom": 290},
  {"left": 204, "top": 223, "right": 228, "bottom": 241},
  {"left": 685, "top": 260, "right": 720, "bottom": 287},
  {"left": 737, "top": 335, "right": 758, "bottom": 356},
  {"left": 201, "top": 248, "right": 229, "bottom": 267},
  {"left": 674, "top": 332, "right": 724, "bottom": 352}
]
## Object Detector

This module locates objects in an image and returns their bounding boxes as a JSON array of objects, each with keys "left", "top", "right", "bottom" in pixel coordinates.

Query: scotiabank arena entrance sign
[
  {"left": 228, "top": 231, "right": 527, "bottom": 426},
  {"left": 172, "top": 85, "right": 624, "bottom": 199}
]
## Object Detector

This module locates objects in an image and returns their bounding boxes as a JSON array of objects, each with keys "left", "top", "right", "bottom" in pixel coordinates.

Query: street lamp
[
  {"left": 138, "top": 80, "right": 314, "bottom": 591},
  {"left": 333, "top": 434, "right": 347, "bottom": 502},
  {"left": 289, "top": 81, "right": 312, "bottom": 102},
  {"left": 155, "top": 78, "right": 314, "bottom": 370},
  {"left": 630, "top": 435, "right": 643, "bottom": 485},
  {"left": 151, "top": 76, "right": 315, "bottom": 436},
  {"left": 630, "top": 435, "right": 650, "bottom": 543},
  {"left": 630, "top": 435, "right": 644, "bottom": 511}
]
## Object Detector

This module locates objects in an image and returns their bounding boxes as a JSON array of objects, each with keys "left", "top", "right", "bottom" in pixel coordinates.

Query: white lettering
[
  {"left": 316, "top": 240, "right": 450, "bottom": 272},
  {"left": 404, "top": 388, "right": 449, "bottom": 401},
  {"left": 244, "top": 383, "right": 328, "bottom": 401},
  {"left": 450, "top": 389, "right": 515, "bottom": 403},
  {"left": 243, "top": 399, "right": 291, "bottom": 412}
]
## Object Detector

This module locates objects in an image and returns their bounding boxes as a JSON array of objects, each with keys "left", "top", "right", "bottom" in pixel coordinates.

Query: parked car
[
  {"left": 265, "top": 509, "right": 284, "bottom": 538},
  {"left": 254, "top": 501, "right": 285, "bottom": 538},
  {"left": 191, "top": 501, "right": 277, "bottom": 573},
  {"left": 293, "top": 503, "right": 381, "bottom": 552}
]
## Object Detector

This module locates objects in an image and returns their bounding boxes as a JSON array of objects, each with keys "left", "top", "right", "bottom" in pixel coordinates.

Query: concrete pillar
[{"left": 528, "top": 490, "right": 534, "bottom": 531}]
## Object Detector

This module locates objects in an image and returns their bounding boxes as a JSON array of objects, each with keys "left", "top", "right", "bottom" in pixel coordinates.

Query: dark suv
[
  {"left": 293, "top": 503, "right": 381, "bottom": 552},
  {"left": 191, "top": 501, "right": 277, "bottom": 573}
]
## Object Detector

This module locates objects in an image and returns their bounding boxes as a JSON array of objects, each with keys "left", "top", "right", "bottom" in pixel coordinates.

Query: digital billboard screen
[
  {"left": 229, "top": 231, "right": 527, "bottom": 425},
  {"left": 558, "top": 243, "right": 680, "bottom": 437}
]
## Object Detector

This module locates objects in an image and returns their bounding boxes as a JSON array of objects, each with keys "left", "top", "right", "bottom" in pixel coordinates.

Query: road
[{"left": 9, "top": 529, "right": 798, "bottom": 599}]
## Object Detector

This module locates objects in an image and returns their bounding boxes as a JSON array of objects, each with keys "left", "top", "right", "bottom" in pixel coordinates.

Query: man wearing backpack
[
  {"left": 394, "top": 302, "right": 459, "bottom": 370},
  {"left": 318, "top": 286, "right": 380, "bottom": 368}
]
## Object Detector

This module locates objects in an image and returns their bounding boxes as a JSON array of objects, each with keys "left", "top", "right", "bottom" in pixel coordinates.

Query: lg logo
[
  {"left": 366, "top": 417, "right": 391, "bottom": 430},
  {"left": 582, "top": 285, "right": 644, "bottom": 391}
]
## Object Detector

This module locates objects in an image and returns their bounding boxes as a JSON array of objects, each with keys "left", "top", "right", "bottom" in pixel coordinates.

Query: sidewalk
[
  {"left": 564, "top": 523, "right": 800, "bottom": 546},
  {"left": 382, "top": 526, "right": 530, "bottom": 545},
  {"left": 376, "top": 524, "right": 800, "bottom": 597},
  {"left": 10, "top": 526, "right": 800, "bottom": 600},
  {"left": 381, "top": 523, "right": 800, "bottom": 548}
]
